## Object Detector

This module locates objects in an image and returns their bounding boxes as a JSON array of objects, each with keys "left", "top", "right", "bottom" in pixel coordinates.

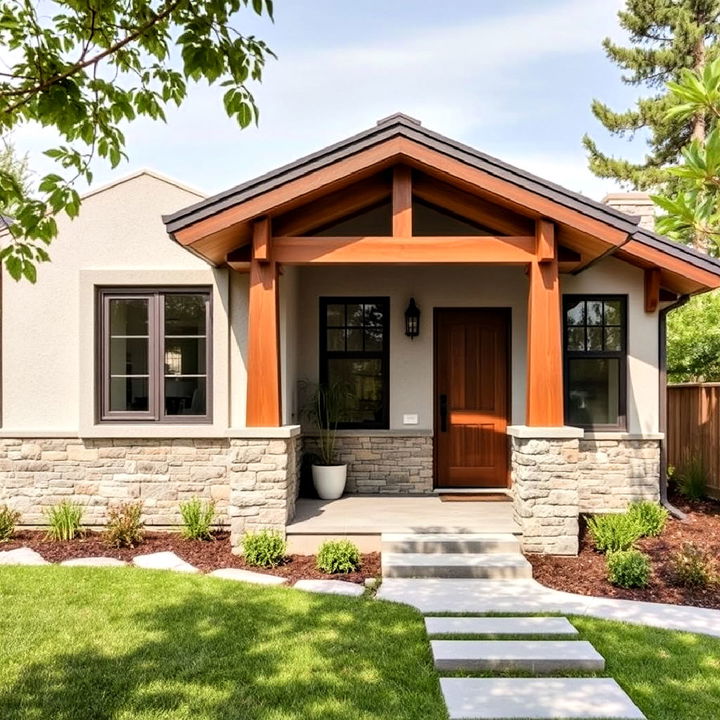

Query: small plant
[
  {"left": 0, "top": 505, "right": 20, "bottom": 542},
  {"left": 587, "top": 513, "right": 644, "bottom": 553},
  {"left": 675, "top": 454, "right": 707, "bottom": 500},
  {"left": 299, "top": 380, "right": 350, "bottom": 465},
  {"left": 316, "top": 539, "right": 361, "bottom": 574},
  {"left": 627, "top": 501, "right": 669, "bottom": 537},
  {"left": 671, "top": 542, "right": 717, "bottom": 588},
  {"left": 179, "top": 497, "right": 216, "bottom": 541},
  {"left": 606, "top": 549, "right": 651, "bottom": 588},
  {"left": 45, "top": 500, "right": 84, "bottom": 541},
  {"left": 242, "top": 530, "right": 287, "bottom": 568},
  {"left": 105, "top": 502, "right": 144, "bottom": 548}
]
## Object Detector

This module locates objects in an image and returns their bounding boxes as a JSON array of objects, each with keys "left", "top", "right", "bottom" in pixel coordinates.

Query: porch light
[{"left": 404, "top": 297, "right": 421, "bottom": 339}]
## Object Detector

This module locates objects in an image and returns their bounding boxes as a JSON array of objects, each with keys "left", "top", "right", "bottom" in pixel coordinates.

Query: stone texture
[
  {"left": 425, "top": 616, "right": 578, "bottom": 636},
  {"left": 132, "top": 551, "right": 199, "bottom": 573},
  {"left": 382, "top": 552, "right": 533, "bottom": 579},
  {"left": 293, "top": 579, "right": 365, "bottom": 596},
  {"left": 60, "top": 557, "right": 127, "bottom": 567},
  {"left": 0, "top": 547, "right": 49, "bottom": 565},
  {"left": 304, "top": 434, "right": 433, "bottom": 493},
  {"left": 209, "top": 568, "right": 287, "bottom": 585}
]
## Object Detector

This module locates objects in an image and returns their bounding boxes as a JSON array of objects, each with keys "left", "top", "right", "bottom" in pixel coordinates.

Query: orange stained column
[
  {"left": 246, "top": 217, "right": 282, "bottom": 427},
  {"left": 526, "top": 219, "right": 564, "bottom": 426}
]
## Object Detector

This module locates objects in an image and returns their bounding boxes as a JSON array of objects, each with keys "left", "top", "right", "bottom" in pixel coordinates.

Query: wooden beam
[
  {"left": 271, "top": 235, "right": 535, "bottom": 264},
  {"left": 392, "top": 166, "right": 412, "bottom": 237},
  {"left": 644, "top": 267, "right": 661, "bottom": 313},
  {"left": 252, "top": 217, "right": 271, "bottom": 263},
  {"left": 246, "top": 255, "right": 281, "bottom": 427},
  {"left": 526, "top": 250, "right": 564, "bottom": 427},
  {"left": 536, "top": 219, "right": 555, "bottom": 263}
]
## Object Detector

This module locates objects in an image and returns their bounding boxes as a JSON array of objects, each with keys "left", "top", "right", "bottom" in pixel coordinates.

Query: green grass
[{"left": 0, "top": 567, "right": 444, "bottom": 720}]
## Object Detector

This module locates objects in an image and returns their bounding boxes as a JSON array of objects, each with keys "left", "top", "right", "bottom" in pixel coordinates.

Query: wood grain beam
[
  {"left": 644, "top": 267, "right": 661, "bottom": 313},
  {"left": 536, "top": 219, "right": 555, "bottom": 263},
  {"left": 392, "top": 166, "right": 412, "bottom": 237},
  {"left": 252, "top": 217, "right": 271, "bottom": 263}
]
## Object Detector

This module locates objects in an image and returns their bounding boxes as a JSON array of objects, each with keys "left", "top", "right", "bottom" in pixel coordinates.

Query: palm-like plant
[{"left": 299, "top": 380, "right": 349, "bottom": 466}]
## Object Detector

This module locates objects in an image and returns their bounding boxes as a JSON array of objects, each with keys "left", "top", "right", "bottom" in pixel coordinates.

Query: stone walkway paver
[
  {"left": 60, "top": 557, "right": 127, "bottom": 567},
  {"left": 294, "top": 579, "right": 365, "bottom": 596},
  {"left": 132, "top": 551, "right": 199, "bottom": 573},
  {"left": 0, "top": 547, "right": 49, "bottom": 565},
  {"left": 209, "top": 568, "right": 287, "bottom": 585},
  {"left": 426, "top": 616, "right": 578, "bottom": 636}
]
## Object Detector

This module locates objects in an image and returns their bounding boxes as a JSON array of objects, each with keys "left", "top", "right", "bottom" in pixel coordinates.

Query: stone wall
[
  {"left": 303, "top": 433, "right": 433, "bottom": 493},
  {"left": 578, "top": 438, "right": 661, "bottom": 513}
]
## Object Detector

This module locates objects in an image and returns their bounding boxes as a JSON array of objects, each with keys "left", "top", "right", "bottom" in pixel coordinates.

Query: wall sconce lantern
[{"left": 405, "top": 297, "right": 421, "bottom": 339}]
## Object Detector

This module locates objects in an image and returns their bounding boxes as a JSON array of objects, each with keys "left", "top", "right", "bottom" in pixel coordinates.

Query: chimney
[{"left": 603, "top": 192, "right": 656, "bottom": 231}]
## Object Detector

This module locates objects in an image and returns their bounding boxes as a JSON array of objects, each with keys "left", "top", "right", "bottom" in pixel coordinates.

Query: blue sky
[{"left": 19, "top": 0, "right": 647, "bottom": 201}]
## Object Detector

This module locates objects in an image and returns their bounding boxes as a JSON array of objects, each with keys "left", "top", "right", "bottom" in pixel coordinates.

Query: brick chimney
[{"left": 603, "top": 192, "right": 656, "bottom": 231}]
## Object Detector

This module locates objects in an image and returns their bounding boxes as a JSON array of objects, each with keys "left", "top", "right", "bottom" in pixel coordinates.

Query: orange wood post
[
  {"left": 526, "top": 220, "right": 564, "bottom": 426},
  {"left": 246, "top": 217, "right": 282, "bottom": 427},
  {"left": 644, "top": 267, "right": 661, "bottom": 313},
  {"left": 392, "top": 165, "right": 412, "bottom": 237}
]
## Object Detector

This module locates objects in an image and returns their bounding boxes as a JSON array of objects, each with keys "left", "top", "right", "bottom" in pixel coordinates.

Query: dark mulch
[
  {"left": 1, "top": 531, "right": 380, "bottom": 585},
  {"left": 528, "top": 494, "right": 720, "bottom": 609}
]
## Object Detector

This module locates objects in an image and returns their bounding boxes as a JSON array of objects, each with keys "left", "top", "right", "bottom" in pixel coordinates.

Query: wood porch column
[
  {"left": 246, "top": 217, "right": 282, "bottom": 427},
  {"left": 526, "top": 219, "right": 564, "bottom": 426}
]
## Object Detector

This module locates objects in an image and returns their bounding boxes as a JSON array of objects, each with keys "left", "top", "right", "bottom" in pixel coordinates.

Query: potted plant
[{"left": 300, "top": 380, "right": 348, "bottom": 500}]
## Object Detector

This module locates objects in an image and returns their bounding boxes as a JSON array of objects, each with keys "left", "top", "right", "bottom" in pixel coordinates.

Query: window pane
[
  {"left": 346, "top": 328, "right": 363, "bottom": 351},
  {"left": 587, "top": 327, "right": 603, "bottom": 351},
  {"left": 567, "top": 327, "right": 585, "bottom": 351},
  {"left": 326, "top": 304, "right": 345, "bottom": 327},
  {"left": 165, "top": 377, "right": 206, "bottom": 416},
  {"left": 586, "top": 300, "right": 603, "bottom": 325},
  {"left": 604, "top": 326, "right": 622, "bottom": 352},
  {"left": 110, "top": 337, "right": 148, "bottom": 375},
  {"left": 567, "top": 358, "right": 620, "bottom": 426},
  {"left": 604, "top": 300, "right": 623, "bottom": 326},
  {"left": 164, "top": 338, "right": 206, "bottom": 375},
  {"left": 327, "top": 329, "right": 345, "bottom": 351},
  {"left": 110, "top": 377, "right": 149, "bottom": 412},
  {"left": 346, "top": 303, "right": 364, "bottom": 327},
  {"left": 164, "top": 294, "right": 206, "bottom": 336},
  {"left": 364, "top": 327, "right": 383, "bottom": 351},
  {"left": 363, "top": 303, "right": 384, "bottom": 326},
  {"left": 328, "top": 358, "right": 384, "bottom": 425},
  {"left": 566, "top": 300, "right": 585, "bottom": 326},
  {"left": 110, "top": 298, "right": 148, "bottom": 336}
]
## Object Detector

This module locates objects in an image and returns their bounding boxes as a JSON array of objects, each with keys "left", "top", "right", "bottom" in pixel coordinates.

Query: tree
[
  {"left": 583, "top": 0, "right": 720, "bottom": 192},
  {"left": 0, "top": 138, "right": 30, "bottom": 217},
  {"left": 667, "top": 291, "right": 720, "bottom": 381},
  {"left": 0, "top": 0, "right": 274, "bottom": 282}
]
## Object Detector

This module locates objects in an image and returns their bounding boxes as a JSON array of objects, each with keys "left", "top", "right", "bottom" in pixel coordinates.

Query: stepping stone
[
  {"left": 432, "top": 640, "right": 605, "bottom": 672},
  {"left": 440, "top": 678, "right": 646, "bottom": 719},
  {"left": 426, "top": 616, "right": 578, "bottom": 637},
  {"left": 132, "top": 551, "right": 199, "bottom": 573},
  {"left": 0, "top": 547, "right": 49, "bottom": 566},
  {"left": 60, "top": 557, "right": 127, "bottom": 567},
  {"left": 209, "top": 568, "right": 287, "bottom": 585},
  {"left": 382, "top": 552, "right": 532, "bottom": 579},
  {"left": 294, "top": 579, "right": 364, "bottom": 597}
]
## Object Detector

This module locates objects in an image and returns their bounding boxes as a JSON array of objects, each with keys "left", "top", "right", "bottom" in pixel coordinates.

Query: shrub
[
  {"left": 627, "top": 501, "right": 669, "bottom": 537},
  {"left": 587, "top": 513, "right": 644, "bottom": 553},
  {"left": 316, "top": 540, "right": 361, "bottom": 574},
  {"left": 179, "top": 497, "right": 216, "bottom": 541},
  {"left": 45, "top": 501, "right": 84, "bottom": 541},
  {"left": 671, "top": 542, "right": 717, "bottom": 588},
  {"left": 242, "top": 530, "right": 287, "bottom": 568},
  {"left": 606, "top": 549, "right": 651, "bottom": 588},
  {"left": 105, "top": 502, "right": 144, "bottom": 548},
  {"left": 675, "top": 455, "right": 707, "bottom": 500},
  {"left": 0, "top": 505, "right": 20, "bottom": 542}
]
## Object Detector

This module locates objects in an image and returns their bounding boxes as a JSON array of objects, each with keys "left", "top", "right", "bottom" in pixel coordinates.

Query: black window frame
[
  {"left": 562, "top": 294, "right": 628, "bottom": 431},
  {"left": 319, "top": 296, "right": 390, "bottom": 430},
  {"left": 97, "top": 287, "right": 213, "bottom": 424}
]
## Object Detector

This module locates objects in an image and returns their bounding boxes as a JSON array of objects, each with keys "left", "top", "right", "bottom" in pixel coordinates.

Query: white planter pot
[{"left": 311, "top": 464, "right": 348, "bottom": 500}]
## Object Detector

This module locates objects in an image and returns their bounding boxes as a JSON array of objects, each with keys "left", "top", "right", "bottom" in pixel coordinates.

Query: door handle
[{"left": 439, "top": 394, "right": 448, "bottom": 432}]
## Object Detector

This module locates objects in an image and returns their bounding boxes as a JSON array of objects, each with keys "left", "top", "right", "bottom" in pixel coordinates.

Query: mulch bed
[
  {"left": 528, "top": 494, "right": 720, "bottom": 609},
  {"left": 2, "top": 531, "right": 380, "bottom": 585}
]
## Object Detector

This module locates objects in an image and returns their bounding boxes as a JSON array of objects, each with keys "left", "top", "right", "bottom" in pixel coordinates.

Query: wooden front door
[{"left": 434, "top": 309, "right": 509, "bottom": 488}]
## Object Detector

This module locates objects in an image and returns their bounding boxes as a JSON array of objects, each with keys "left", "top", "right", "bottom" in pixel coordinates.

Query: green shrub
[
  {"left": 179, "top": 497, "right": 216, "bottom": 541},
  {"left": 0, "top": 505, "right": 20, "bottom": 542},
  {"left": 45, "top": 501, "right": 84, "bottom": 541},
  {"left": 627, "top": 501, "right": 669, "bottom": 537},
  {"left": 105, "top": 502, "right": 144, "bottom": 548},
  {"left": 675, "top": 455, "right": 707, "bottom": 500},
  {"left": 242, "top": 530, "right": 287, "bottom": 568},
  {"left": 606, "top": 549, "right": 651, "bottom": 588},
  {"left": 316, "top": 540, "right": 361, "bottom": 574},
  {"left": 587, "top": 513, "right": 644, "bottom": 553},
  {"left": 671, "top": 542, "right": 717, "bottom": 588}
]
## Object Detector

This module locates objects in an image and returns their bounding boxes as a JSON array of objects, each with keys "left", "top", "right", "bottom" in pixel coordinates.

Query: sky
[{"left": 15, "top": 0, "right": 648, "bottom": 201}]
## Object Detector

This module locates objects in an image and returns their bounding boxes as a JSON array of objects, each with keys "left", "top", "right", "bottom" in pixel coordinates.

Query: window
[
  {"left": 563, "top": 295, "right": 627, "bottom": 429},
  {"left": 320, "top": 297, "right": 389, "bottom": 429},
  {"left": 98, "top": 288, "right": 211, "bottom": 422}
]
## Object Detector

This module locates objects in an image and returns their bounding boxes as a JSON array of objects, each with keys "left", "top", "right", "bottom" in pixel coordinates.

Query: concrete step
[
  {"left": 382, "top": 552, "right": 532, "bottom": 579},
  {"left": 381, "top": 532, "right": 521, "bottom": 555},
  {"left": 440, "top": 677, "right": 646, "bottom": 719},
  {"left": 432, "top": 640, "right": 605, "bottom": 672},
  {"left": 425, "top": 616, "right": 578, "bottom": 637}
]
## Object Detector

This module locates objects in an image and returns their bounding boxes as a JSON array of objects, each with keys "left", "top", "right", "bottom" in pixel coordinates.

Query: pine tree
[{"left": 583, "top": 0, "right": 720, "bottom": 190}]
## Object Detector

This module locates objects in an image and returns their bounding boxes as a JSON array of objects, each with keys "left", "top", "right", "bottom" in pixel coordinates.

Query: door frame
[{"left": 432, "top": 307, "right": 512, "bottom": 489}]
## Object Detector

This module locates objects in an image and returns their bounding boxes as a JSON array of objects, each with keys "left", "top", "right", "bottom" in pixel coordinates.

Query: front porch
[{"left": 286, "top": 494, "right": 520, "bottom": 553}]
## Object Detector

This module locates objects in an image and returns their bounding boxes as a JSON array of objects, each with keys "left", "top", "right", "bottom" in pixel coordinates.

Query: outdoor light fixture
[{"left": 404, "top": 297, "right": 420, "bottom": 339}]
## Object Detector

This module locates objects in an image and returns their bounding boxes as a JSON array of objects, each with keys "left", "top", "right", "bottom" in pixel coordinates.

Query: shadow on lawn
[{"left": 0, "top": 573, "right": 444, "bottom": 720}]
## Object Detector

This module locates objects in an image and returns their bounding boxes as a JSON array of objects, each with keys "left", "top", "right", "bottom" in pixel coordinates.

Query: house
[{"left": 3, "top": 114, "right": 720, "bottom": 555}]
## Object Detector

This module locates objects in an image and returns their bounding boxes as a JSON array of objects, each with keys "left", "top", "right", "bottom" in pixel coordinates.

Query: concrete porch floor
[{"left": 286, "top": 495, "right": 520, "bottom": 554}]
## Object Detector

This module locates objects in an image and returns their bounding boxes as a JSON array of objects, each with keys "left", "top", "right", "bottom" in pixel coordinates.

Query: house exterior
[{"left": 3, "top": 113, "right": 720, "bottom": 555}]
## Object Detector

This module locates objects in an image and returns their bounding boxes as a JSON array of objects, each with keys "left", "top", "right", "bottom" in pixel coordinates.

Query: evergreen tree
[{"left": 583, "top": 0, "right": 720, "bottom": 190}]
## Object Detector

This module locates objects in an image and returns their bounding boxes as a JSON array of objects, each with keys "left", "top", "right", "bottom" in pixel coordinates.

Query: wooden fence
[{"left": 667, "top": 383, "right": 720, "bottom": 498}]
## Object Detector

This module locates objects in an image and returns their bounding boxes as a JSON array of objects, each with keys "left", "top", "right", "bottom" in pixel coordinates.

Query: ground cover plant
[
  {"left": 316, "top": 540, "right": 361, "bottom": 574},
  {"left": 105, "top": 502, "right": 144, "bottom": 548},
  {"left": 587, "top": 512, "right": 644, "bottom": 553},
  {"left": 241, "top": 530, "right": 287, "bottom": 568},
  {"left": 179, "top": 498, "right": 216, "bottom": 541},
  {"left": 606, "top": 549, "right": 651, "bottom": 589},
  {"left": 44, "top": 501, "right": 84, "bottom": 541},
  {"left": 0, "top": 505, "right": 20, "bottom": 542}
]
